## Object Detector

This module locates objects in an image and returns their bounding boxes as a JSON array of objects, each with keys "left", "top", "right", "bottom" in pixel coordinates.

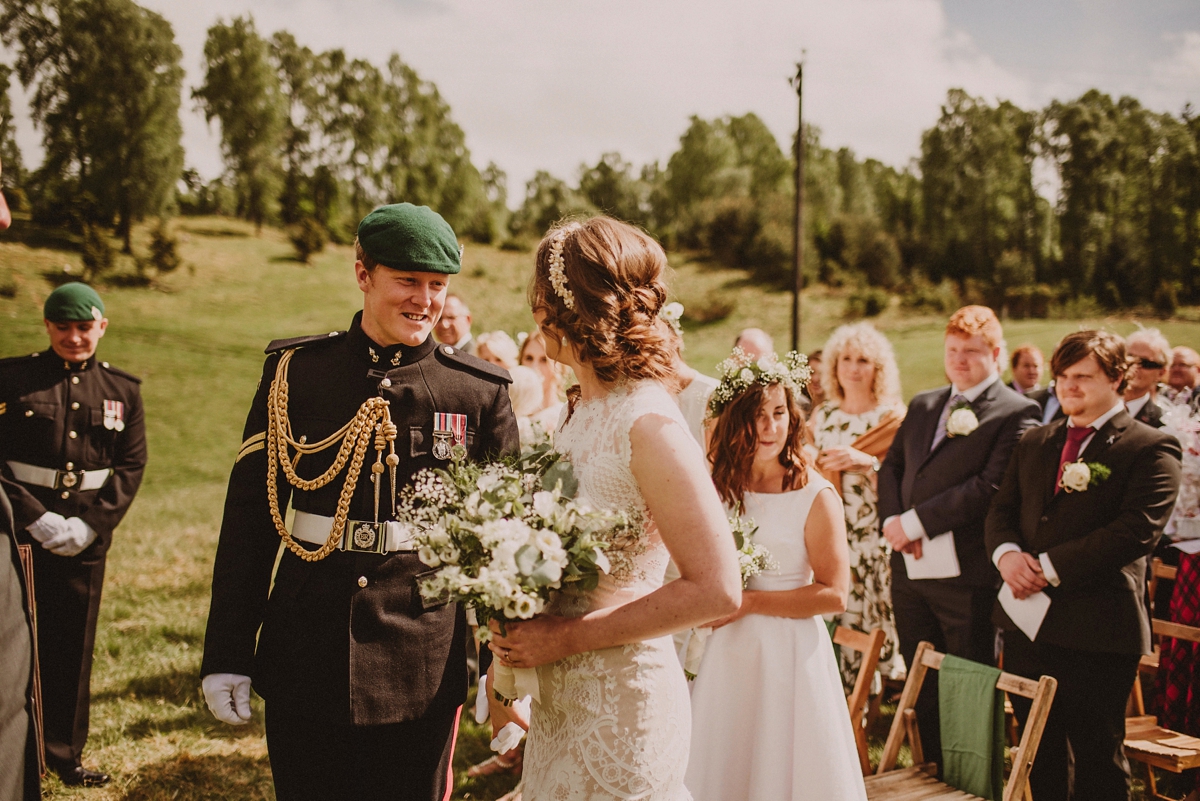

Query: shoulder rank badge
[
  {"left": 432, "top": 412, "right": 467, "bottom": 460},
  {"left": 103, "top": 400, "right": 126, "bottom": 431}
]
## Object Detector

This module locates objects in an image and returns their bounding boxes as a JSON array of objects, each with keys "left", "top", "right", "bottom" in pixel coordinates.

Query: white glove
[
  {"left": 27, "top": 511, "right": 69, "bottom": 544},
  {"left": 41, "top": 517, "right": 98, "bottom": 556},
  {"left": 202, "top": 673, "right": 253, "bottom": 725}
]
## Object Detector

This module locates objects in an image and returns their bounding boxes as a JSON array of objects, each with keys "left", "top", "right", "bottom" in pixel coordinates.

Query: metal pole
[{"left": 790, "top": 58, "right": 805, "bottom": 353}]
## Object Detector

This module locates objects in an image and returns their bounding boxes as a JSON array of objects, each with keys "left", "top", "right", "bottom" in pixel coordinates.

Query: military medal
[
  {"left": 432, "top": 413, "right": 467, "bottom": 460},
  {"left": 103, "top": 400, "right": 125, "bottom": 431}
]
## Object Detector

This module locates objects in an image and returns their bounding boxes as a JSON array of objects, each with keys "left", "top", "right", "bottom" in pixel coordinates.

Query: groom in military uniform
[{"left": 200, "top": 204, "right": 519, "bottom": 800}]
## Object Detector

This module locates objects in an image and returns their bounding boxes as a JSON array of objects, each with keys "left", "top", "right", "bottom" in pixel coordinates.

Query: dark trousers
[
  {"left": 265, "top": 702, "right": 460, "bottom": 801},
  {"left": 891, "top": 573, "right": 997, "bottom": 771},
  {"left": 1004, "top": 629, "right": 1140, "bottom": 801},
  {"left": 30, "top": 549, "right": 104, "bottom": 774}
]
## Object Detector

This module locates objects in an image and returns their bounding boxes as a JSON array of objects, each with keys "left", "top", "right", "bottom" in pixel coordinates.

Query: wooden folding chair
[
  {"left": 831, "top": 625, "right": 887, "bottom": 775},
  {"left": 865, "top": 641, "right": 1058, "bottom": 801},
  {"left": 1126, "top": 618, "right": 1200, "bottom": 801}
]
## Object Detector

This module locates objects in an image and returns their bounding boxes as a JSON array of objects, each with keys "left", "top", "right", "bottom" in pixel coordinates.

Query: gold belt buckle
[
  {"left": 341, "top": 521, "right": 387, "bottom": 555},
  {"left": 58, "top": 470, "right": 79, "bottom": 489}
]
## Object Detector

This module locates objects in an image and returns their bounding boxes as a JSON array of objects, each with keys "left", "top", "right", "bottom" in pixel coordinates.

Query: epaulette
[
  {"left": 433, "top": 344, "right": 512, "bottom": 383},
  {"left": 99, "top": 361, "right": 143, "bottom": 384},
  {"left": 265, "top": 330, "right": 346, "bottom": 354},
  {"left": 0, "top": 351, "right": 43, "bottom": 368}
]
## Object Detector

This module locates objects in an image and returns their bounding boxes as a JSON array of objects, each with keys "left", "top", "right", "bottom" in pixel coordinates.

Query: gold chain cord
[{"left": 264, "top": 349, "right": 393, "bottom": 562}]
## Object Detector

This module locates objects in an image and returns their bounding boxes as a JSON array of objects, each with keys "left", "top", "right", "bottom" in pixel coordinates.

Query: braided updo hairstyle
[{"left": 529, "top": 217, "right": 679, "bottom": 389}]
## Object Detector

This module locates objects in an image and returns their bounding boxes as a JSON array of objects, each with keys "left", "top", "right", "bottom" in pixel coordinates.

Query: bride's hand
[{"left": 488, "top": 615, "right": 578, "bottom": 668}]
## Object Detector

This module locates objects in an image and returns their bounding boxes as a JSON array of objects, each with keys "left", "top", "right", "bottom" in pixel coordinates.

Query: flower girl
[{"left": 686, "top": 350, "right": 867, "bottom": 800}]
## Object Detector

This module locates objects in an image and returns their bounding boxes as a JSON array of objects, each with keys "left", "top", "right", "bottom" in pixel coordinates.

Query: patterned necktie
[
  {"left": 931, "top": 394, "right": 967, "bottom": 451},
  {"left": 1055, "top": 426, "right": 1092, "bottom": 493}
]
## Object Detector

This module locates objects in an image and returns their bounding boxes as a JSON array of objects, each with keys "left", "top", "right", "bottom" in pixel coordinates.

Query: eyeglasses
[{"left": 1137, "top": 358, "right": 1165, "bottom": 370}]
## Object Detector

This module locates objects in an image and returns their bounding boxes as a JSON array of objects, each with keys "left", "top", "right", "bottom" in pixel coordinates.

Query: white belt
[
  {"left": 291, "top": 510, "right": 416, "bottom": 554},
  {"left": 7, "top": 460, "right": 112, "bottom": 491}
]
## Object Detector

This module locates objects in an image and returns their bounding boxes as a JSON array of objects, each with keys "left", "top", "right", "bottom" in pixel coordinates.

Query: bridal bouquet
[
  {"left": 397, "top": 445, "right": 631, "bottom": 702},
  {"left": 683, "top": 515, "right": 776, "bottom": 679}
]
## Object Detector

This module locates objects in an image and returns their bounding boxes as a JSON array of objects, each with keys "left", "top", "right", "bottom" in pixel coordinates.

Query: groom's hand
[{"left": 998, "top": 551, "right": 1048, "bottom": 599}]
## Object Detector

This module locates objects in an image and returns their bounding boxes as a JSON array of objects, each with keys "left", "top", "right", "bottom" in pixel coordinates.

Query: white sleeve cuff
[
  {"left": 1038, "top": 552, "right": 1061, "bottom": 586},
  {"left": 991, "top": 542, "right": 1023, "bottom": 569},
  {"left": 899, "top": 509, "right": 926, "bottom": 542}
]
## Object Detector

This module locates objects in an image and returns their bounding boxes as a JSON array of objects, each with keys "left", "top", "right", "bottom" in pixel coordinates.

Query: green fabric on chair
[
  {"left": 824, "top": 618, "right": 840, "bottom": 662},
  {"left": 938, "top": 654, "right": 1006, "bottom": 801}
]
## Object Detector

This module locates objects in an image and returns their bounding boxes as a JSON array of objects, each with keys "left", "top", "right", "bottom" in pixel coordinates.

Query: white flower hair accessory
[
  {"left": 660, "top": 302, "right": 684, "bottom": 336},
  {"left": 707, "top": 347, "right": 811, "bottom": 419},
  {"left": 547, "top": 227, "right": 576, "bottom": 310}
]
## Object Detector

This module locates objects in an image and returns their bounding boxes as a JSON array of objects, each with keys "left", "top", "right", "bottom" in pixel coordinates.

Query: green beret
[
  {"left": 44, "top": 282, "right": 105, "bottom": 322},
  {"left": 357, "top": 203, "right": 461, "bottom": 274}
]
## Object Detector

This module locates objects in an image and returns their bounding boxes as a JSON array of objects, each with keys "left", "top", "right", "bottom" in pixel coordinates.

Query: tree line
[{"left": 2, "top": 0, "right": 1199, "bottom": 314}]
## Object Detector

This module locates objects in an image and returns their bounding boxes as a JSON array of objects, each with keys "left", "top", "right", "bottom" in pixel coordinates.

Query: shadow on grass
[
  {"left": 119, "top": 752, "right": 273, "bottom": 800},
  {"left": 123, "top": 705, "right": 267, "bottom": 742},
  {"left": 95, "top": 667, "right": 201, "bottom": 705},
  {"left": 178, "top": 224, "right": 251, "bottom": 238}
]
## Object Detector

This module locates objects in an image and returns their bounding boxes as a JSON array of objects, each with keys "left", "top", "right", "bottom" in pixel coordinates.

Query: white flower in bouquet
[
  {"left": 1161, "top": 402, "right": 1200, "bottom": 537},
  {"left": 946, "top": 406, "right": 979, "bottom": 437}
]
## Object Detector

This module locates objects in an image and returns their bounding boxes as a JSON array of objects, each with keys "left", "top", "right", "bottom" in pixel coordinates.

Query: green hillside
[{"left": 2, "top": 217, "right": 1197, "bottom": 799}]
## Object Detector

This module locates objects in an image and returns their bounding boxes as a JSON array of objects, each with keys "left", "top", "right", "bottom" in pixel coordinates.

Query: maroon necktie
[{"left": 1055, "top": 426, "right": 1092, "bottom": 493}]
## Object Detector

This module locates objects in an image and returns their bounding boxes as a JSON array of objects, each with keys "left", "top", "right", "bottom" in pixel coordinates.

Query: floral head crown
[
  {"left": 547, "top": 226, "right": 578, "bottom": 310},
  {"left": 707, "top": 347, "right": 811, "bottom": 420}
]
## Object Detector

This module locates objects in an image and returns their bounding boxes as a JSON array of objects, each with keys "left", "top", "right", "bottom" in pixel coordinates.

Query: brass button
[
  {"left": 68, "top": 430, "right": 78, "bottom": 439},
  {"left": 71, "top": 376, "right": 80, "bottom": 384},
  {"left": 357, "top": 576, "right": 368, "bottom": 588},
  {"left": 71, "top": 402, "right": 80, "bottom": 410},
  {"left": 380, "top": 378, "right": 392, "bottom": 388},
  {"left": 102, "top": 362, "right": 109, "bottom": 368},
  {"left": 25, "top": 410, "right": 33, "bottom": 417},
  {"left": 65, "top": 462, "right": 74, "bottom": 470},
  {"left": 443, "top": 346, "right": 453, "bottom": 355},
  {"left": 1040, "top": 516, "right": 1048, "bottom": 522},
  {"left": 60, "top": 491, "right": 70, "bottom": 499},
  {"left": 328, "top": 332, "right": 338, "bottom": 337}
]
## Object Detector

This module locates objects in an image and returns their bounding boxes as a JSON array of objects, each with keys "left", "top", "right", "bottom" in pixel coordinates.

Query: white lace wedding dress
[{"left": 523, "top": 380, "right": 695, "bottom": 800}]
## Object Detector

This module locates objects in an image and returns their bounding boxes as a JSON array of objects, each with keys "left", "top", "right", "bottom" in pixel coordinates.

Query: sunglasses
[{"left": 1137, "top": 358, "right": 1165, "bottom": 370}]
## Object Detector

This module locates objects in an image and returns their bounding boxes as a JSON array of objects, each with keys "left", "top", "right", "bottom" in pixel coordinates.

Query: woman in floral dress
[{"left": 809, "top": 322, "right": 906, "bottom": 691}]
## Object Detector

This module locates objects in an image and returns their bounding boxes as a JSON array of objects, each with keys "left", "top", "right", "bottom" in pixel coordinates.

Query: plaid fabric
[{"left": 1154, "top": 552, "right": 1200, "bottom": 734}]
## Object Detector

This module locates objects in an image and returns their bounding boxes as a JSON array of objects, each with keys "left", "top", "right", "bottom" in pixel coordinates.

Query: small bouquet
[
  {"left": 682, "top": 515, "right": 776, "bottom": 680},
  {"left": 397, "top": 446, "right": 632, "bottom": 703},
  {"left": 1162, "top": 401, "right": 1200, "bottom": 540}
]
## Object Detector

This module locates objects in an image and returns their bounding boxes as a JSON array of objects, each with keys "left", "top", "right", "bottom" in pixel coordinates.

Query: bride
[{"left": 487, "top": 217, "right": 742, "bottom": 800}]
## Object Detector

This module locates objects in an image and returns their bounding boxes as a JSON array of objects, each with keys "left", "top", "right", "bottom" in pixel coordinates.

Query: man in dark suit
[
  {"left": 987, "top": 330, "right": 1181, "bottom": 800},
  {"left": 1123, "top": 328, "right": 1169, "bottom": 429},
  {"left": 200, "top": 204, "right": 519, "bottom": 801},
  {"left": 879, "top": 305, "right": 1041, "bottom": 770}
]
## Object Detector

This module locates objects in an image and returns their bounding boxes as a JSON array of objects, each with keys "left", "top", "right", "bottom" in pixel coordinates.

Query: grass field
[{"left": 2, "top": 215, "right": 1197, "bottom": 799}]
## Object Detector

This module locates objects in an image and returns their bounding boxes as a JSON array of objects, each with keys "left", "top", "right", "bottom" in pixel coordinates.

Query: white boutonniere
[
  {"left": 1059, "top": 460, "right": 1112, "bottom": 493},
  {"left": 946, "top": 402, "right": 979, "bottom": 437}
]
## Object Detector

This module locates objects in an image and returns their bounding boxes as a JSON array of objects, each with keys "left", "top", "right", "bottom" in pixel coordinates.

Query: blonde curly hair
[{"left": 819, "top": 322, "right": 902, "bottom": 406}]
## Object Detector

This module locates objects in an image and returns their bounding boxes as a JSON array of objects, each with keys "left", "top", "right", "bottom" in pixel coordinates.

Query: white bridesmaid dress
[{"left": 686, "top": 470, "right": 867, "bottom": 801}]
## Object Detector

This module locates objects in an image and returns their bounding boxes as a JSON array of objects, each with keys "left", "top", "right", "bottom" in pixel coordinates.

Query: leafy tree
[
  {"left": 919, "top": 89, "right": 1044, "bottom": 298},
  {"left": 510, "top": 171, "right": 594, "bottom": 238},
  {"left": 0, "top": 63, "right": 23, "bottom": 203},
  {"left": 194, "top": 16, "right": 285, "bottom": 231},
  {"left": 2, "top": 0, "right": 184, "bottom": 250},
  {"left": 578, "top": 152, "right": 648, "bottom": 226}
]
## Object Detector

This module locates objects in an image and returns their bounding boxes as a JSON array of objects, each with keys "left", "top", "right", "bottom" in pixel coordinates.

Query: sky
[{"left": 6, "top": 0, "right": 1200, "bottom": 199}]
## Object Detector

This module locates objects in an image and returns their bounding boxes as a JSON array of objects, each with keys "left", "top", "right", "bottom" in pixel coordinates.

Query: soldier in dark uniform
[
  {"left": 1, "top": 477, "right": 41, "bottom": 801},
  {"left": 200, "top": 203, "right": 519, "bottom": 801},
  {"left": 0, "top": 282, "right": 148, "bottom": 787}
]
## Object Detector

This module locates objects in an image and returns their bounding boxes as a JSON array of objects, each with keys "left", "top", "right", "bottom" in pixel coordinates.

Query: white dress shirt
[
  {"left": 1125, "top": 392, "right": 1151, "bottom": 420},
  {"left": 890, "top": 372, "right": 1000, "bottom": 543},
  {"left": 991, "top": 399, "right": 1126, "bottom": 585}
]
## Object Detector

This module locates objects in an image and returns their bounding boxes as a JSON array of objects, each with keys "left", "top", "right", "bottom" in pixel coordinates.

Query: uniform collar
[
  {"left": 44, "top": 350, "right": 96, "bottom": 372},
  {"left": 346, "top": 311, "right": 437, "bottom": 367}
]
